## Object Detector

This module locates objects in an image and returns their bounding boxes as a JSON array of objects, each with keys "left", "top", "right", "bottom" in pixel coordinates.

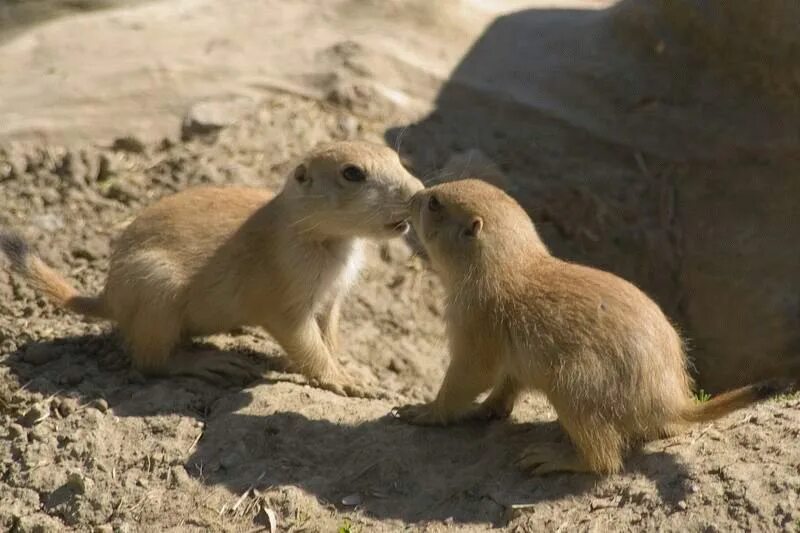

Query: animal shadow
[
  {"left": 186, "top": 387, "right": 692, "bottom": 525},
  {"left": 3, "top": 330, "right": 290, "bottom": 419}
]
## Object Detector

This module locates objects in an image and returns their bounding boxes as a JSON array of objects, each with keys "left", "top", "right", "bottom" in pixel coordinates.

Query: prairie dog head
[
  {"left": 283, "top": 141, "right": 423, "bottom": 239},
  {"left": 410, "top": 179, "right": 547, "bottom": 284}
]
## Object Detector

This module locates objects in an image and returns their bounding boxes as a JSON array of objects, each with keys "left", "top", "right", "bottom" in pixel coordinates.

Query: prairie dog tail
[
  {"left": 679, "top": 379, "right": 792, "bottom": 423},
  {"left": 0, "top": 230, "right": 109, "bottom": 320}
]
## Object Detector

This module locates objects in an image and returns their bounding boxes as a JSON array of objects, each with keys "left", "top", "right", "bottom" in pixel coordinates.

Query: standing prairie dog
[
  {"left": 1, "top": 141, "right": 423, "bottom": 397},
  {"left": 395, "top": 179, "right": 787, "bottom": 474}
]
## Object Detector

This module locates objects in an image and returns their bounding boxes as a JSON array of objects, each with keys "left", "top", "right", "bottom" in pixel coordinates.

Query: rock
[
  {"left": 56, "top": 398, "right": 78, "bottom": 418},
  {"left": 88, "top": 399, "right": 109, "bottom": 414},
  {"left": 94, "top": 525, "right": 114, "bottom": 533},
  {"left": 181, "top": 95, "right": 259, "bottom": 140},
  {"left": 19, "top": 404, "right": 49, "bottom": 427},
  {"left": 22, "top": 344, "right": 60, "bottom": 365}
]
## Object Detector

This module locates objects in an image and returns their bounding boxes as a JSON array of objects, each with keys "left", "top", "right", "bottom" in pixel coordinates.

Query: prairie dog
[
  {"left": 1, "top": 141, "right": 423, "bottom": 396},
  {"left": 395, "top": 179, "right": 787, "bottom": 474}
]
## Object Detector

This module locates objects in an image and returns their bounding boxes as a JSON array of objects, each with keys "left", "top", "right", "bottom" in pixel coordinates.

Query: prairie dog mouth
[{"left": 385, "top": 220, "right": 410, "bottom": 234}]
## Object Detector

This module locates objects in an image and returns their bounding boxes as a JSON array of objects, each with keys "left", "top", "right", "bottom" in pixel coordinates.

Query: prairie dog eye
[
  {"left": 428, "top": 195, "right": 442, "bottom": 212},
  {"left": 341, "top": 165, "right": 367, "bottom": 182}
]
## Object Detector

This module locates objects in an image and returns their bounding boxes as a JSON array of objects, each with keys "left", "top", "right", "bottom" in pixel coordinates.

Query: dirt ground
[{"left": 1, "top": 1, "right": 799, "bottom": 532}]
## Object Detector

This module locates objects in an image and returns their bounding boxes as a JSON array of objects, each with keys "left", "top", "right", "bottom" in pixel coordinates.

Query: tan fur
[
  {"left": 395, "top": 179, "right": 786, "bottom": 474},
  {"left": 3, "top": 141, "right": 422, "bottom": 396}
]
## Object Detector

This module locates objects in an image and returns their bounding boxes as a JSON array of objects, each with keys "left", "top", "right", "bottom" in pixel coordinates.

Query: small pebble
[
  {"left": 57, "top": 398, "right": 79, "bottom": 417},
  {"left": 676, "top": 500, "right": 688, "bottom": 511},
  {"left": 94, "top": 525, "right": 114, "bottom": 533},
  {"left": 341, "top": 493, "right": 362, "bottom": 506},
  {"left": 88, "top": 399, "right": 109, "bottom": 413}
]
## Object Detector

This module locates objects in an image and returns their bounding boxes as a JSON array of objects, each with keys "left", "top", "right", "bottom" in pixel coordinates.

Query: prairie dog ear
[
  {"left": 293, "top": 163, "right": 309, "bottom": 184},
  {"left": 463, "top": 216, "right": 483, "bottom": 238}
]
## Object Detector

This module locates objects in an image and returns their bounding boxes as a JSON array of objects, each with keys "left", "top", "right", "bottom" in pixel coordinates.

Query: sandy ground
[{"left": 1, "top": 0, "right": 799, "bottom": 532}]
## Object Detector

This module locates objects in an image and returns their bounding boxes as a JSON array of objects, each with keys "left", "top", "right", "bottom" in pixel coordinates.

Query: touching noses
[
  {"left": 406, "top": 174, "right": 425, "bottom": 196},
  {"left": 388, "top": 172, "right": 424, "bottom": 202},
  {"left": 387, "top": 175, "right": 423, "bottom": 219}
]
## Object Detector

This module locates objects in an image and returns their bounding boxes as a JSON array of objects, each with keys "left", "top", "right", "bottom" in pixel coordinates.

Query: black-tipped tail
[
  {"left": 0, "top": 229, "right": 31, "bottom": 274},
  {"left": 1, "top": 228, "right": 109, "bottom": 320},
  {"left": 681, "top": 378, "right": 794, "bottom": 423}
]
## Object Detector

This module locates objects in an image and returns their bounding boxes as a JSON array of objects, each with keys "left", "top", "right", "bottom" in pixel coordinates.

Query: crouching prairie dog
[
  {"left": 394, "top": 179, "right": 788, "bottom": 474},
  {"left": 1, "top": 141, "right": 423, "bottom": 397}
]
